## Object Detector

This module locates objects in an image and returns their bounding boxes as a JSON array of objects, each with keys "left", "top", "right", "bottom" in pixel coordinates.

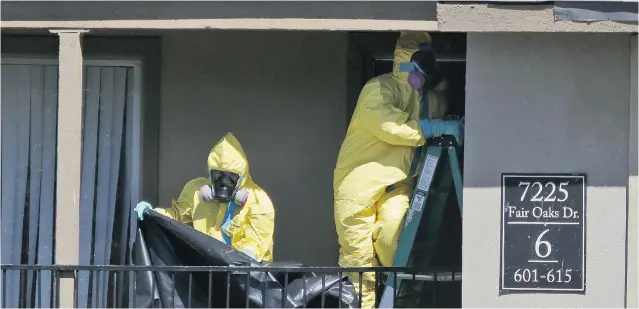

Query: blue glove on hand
[
  {"left": 421, "top": 119, "right": 464, "bottom": 145},
  {"left": 241, "top": 248, "right": 257, "bottom": 260},
  {"left": 133, "top": 201, "right": 153, "bottom": 221}
]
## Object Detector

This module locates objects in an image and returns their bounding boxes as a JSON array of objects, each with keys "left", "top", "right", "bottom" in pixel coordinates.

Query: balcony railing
[{"left": 1, "top": 264, "right": 461, "bottom": 308}]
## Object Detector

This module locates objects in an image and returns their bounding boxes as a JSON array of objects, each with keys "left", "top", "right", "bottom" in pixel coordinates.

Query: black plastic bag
[{"left": 132, "top": 211, "right": 359, "bottom": 308}]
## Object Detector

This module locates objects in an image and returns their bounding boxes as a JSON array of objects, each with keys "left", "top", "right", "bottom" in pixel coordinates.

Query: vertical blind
[
  {"left": 1, "top": 63, "right": 138, "bottom": 308},
  {"left": 1, "top": 64, "right": 58, "bottom": 308}
]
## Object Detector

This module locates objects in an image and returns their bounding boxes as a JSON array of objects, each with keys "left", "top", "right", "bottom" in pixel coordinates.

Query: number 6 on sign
[{"left": 535, "top": 229, "right": 551, "bottom": 258}]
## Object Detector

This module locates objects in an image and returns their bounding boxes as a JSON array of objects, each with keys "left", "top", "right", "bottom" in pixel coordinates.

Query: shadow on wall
[{"left": 157, "top": 30, "right": 348, "bottom": 266}]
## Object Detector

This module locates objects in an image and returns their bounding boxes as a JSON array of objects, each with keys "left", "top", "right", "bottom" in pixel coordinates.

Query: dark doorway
[{"left": 346, "top": 31, "right": 465, "bottom": 308}]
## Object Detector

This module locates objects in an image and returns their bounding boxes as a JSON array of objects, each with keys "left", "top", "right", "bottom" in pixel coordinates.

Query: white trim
[
  {"left": 438, "top": 3, "right": 636, "bottom": 33},
  {"left": 130, "top": 62, "right": 143, "bottom": 213},
  {"left": 0, "top": 19, "right": 439, "bottom": 31},
  {"left": 49, "top": 29, "right": 89, "bottom": 34}
]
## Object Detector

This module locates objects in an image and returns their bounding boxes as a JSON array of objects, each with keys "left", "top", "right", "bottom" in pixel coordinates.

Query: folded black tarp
[{"left": 131, "top": 211, "right": 359, "bottom": 308}]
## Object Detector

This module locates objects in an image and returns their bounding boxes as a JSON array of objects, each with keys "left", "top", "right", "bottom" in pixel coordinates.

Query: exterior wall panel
[
  {"left": 463, "top": 32, "right": 631, "bottom": 307},
  {"left": 627, "top": 34, "right": 638, "bottom": 309}
]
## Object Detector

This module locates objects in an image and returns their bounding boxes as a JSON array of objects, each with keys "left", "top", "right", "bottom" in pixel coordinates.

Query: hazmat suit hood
[
  {"left": 392, "top": 31, "right": 433, "bottom": 83},
  {"left": 155, "top": 132, "right": 275, "bottom": 263},
  {"left": 207, "top": 132, "right": 251, "bottom": 189}
]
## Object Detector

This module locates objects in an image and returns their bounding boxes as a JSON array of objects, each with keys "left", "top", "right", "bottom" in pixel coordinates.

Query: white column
[{"left": 50, "top": 29, "right": 88, "bottom": 308}]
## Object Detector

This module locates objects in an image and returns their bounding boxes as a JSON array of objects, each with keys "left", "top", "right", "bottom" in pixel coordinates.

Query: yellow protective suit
[
  {"left": 155, "top": 132, "right": 275, "bottom": 262},
  {"left": 333, "top": 31, "right": 448, "bottom": 308}
]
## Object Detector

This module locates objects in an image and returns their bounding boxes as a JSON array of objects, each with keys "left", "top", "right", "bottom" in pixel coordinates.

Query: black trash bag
[{"left": 131, "top": 210, "right": 359, "bottom": 308}]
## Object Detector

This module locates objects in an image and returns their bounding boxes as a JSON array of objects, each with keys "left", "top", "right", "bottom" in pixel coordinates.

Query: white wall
[
  {"left": 158, "top": 31, "right": 347, "bottom": 266},
  {"left": 627, "top": 34, "right": 638, "bottom": 309},
  {"left": 463, "top": 33, "right": 632, "bottom": 307}
]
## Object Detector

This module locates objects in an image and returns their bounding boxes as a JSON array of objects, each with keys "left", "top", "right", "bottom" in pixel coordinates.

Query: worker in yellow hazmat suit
[
  {"left": 134, "top": 132, "right": 275, "bottom": 262},
  {"left": 333, "top": 31, "right": 463, "bottom": 308}
]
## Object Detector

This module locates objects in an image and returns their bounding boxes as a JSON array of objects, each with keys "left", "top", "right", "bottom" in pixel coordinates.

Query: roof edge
[{"left": 438, "top": 3, "right": 637, "bottom": 33}]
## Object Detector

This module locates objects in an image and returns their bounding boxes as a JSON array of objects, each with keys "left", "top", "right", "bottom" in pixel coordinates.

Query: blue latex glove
[
  {"left": 421, "top": 119, "right": 464, "bottom": 145},
  {"left": 133, "top": 201, "right": 153, "bottom": 221},
  {"left": 241, "top": 248, "right": 257, "bottom": 260}
]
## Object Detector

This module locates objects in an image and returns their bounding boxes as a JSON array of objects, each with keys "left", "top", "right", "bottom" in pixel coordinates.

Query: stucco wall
[
  {"left": 157, "top": 31, "right": 347, "bottom": 266},
  {"left": 627, "top": 34, "right": 638, "bottom": 309},
  {"left": 463, "top": 33, "right": 632, "bottom": 307}
]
